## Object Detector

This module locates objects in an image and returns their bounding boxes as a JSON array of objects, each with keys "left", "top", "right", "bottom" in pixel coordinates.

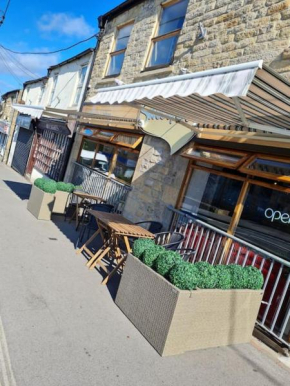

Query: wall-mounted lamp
[{"left": 197, "top": 22, "right": 207, "bottom": 40}]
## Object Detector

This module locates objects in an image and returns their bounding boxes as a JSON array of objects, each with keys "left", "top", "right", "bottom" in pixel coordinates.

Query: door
[{"left": 11, "top": 128, "right": 34, "bottom": 175}]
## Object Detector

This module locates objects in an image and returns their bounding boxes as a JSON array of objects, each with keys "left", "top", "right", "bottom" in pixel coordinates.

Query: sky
[{"left": 0, "top": 0, "right": 121, "bottom": 97}]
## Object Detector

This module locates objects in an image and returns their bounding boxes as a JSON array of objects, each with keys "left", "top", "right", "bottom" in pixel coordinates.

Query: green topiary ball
[
  {"left": 194, "top": 261, "right": 218, "bottom": 289},
  {"left": 154, "top": 250, "right": 183, "bottom": 277},
  {"left": 215, "top": 265, "right": 232, "bottom": 289},
  {"left": 34, "top": 177, "right": 45, "bottom": 190},
  {"left": 227, "top": 264, "right": 248, "bottom": 289},
  {"left": 169, "top": 262, "right": 200, "bottom": 290},
  {"left": 42, "top": 179, "right": 57, "bottom": 194},
  {"left": 56, "top": 182, "right": 75, "bottom": 193},
  {"left": 132, "top": 238, "right": 156, "bottom": 259},
  {"left": 142, "top": 245, "right": 165, "bottom": 268},
  {"left": 244, "top": 266, "right": 264, "bottom": 290}
]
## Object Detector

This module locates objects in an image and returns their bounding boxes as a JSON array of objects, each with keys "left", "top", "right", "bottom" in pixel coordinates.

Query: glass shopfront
[{"left": 180, "top": 145, "right": 290, "bottom": 261}]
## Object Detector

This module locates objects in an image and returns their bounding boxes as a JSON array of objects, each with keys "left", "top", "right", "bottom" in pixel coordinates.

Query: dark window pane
[
  {"left": 181, "top": 169, "right": 243, "bottom": 230},
  {"left": 247, "top": 158, "right": 290, "bottom": 177},
  {"left": 161, "top": 0, "right": 188, "bottom": 25},
  {"left": 158, "top": 18, "right": 185, "bottom": 35},
  {"left": 148, "top": 35, "right": 178, "bottom": 67},
  {"left": 185, "top": 148, "right": 244, "bottom": 165},
  {"left": 107, "top": 52, "right": 125, "bottom": 75},
  {"left": 79, "top": 139, "right": 96, "bottom": 167},
  {"left": 94, "top": 144, "right": 114, "bottom": 174},
  {"left": 113, "top": 149, "right": 138, "bottom": 183},
  {"left": 115, "top": 36, "right": 130, "bottom": 51},
  {"left": 236, "top": 185, "right": 290, "bottom": 260}
]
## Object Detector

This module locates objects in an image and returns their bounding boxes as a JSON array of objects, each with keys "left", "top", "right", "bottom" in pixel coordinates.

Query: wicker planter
[
  {"left": 115, "top": 254, "right": 263, "bottom": 356},
  {"left": 27, "top": 185, "right": 55, "bottom": 221},
  {"left": 52, "top": 191, "right": 69, "bottom": 214}
]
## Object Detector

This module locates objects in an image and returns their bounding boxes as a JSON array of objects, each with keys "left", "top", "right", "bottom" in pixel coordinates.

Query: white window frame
[
  {"left": 49, "top": 73, "right": 58, "bottom": 106},
  {"left": 73, "top": 64, "right": 88, "bottom": 106}
]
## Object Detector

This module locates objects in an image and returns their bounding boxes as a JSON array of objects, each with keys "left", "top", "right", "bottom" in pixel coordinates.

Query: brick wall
[{"left": 86, "top": 0, "right": 290, "bottom": 227}]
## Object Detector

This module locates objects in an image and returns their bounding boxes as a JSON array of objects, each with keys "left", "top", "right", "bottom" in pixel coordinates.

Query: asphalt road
[{"left": 0, "top": 163, "right": 289, "bottom": 386}]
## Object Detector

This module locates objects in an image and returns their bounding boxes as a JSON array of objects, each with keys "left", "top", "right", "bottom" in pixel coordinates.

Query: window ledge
[
  {"left": 96, "top": 78, "right": 118, "bottom": 86},
  {"left": 133, "top": 66, "right": 173, "bottom": 82}
]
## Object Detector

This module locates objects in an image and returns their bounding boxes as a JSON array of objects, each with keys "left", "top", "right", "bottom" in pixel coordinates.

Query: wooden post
[{"left": 221, "top": 180, "right": 250, "bottom": 263}]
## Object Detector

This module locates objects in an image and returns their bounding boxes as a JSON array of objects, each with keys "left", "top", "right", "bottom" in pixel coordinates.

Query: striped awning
[
  {"left": 12, "top": 104, "right": 44, "bottom": 119},
  {"left": 90, "top": 60, "right": 290, "bottom": 137}
]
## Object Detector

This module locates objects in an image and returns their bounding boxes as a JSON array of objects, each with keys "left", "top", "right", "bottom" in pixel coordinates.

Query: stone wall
[{"left": 85, "top": 0, "right": 290, "bottom": 226}]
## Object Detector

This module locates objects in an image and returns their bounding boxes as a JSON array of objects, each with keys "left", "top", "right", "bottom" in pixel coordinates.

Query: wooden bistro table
[
  {"left": 77, "top": 210, "right": 155, "bottom": 285},
  {"left": 69, "top": 191, "right": 105, "bottom": 228}
]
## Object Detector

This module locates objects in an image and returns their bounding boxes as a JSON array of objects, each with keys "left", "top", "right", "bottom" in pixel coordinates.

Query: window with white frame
[
  {"left": 147, "top": 0, "right": 188, "bottom": 69},
  {"left": 73, "top": 65, "right": 88, "bottom": 105},
  {"left": 107, "top": 23, "right": 134, "bottom": 76},
  {"left": 49, "top": 73, "right": 58, "bottom": 105}
]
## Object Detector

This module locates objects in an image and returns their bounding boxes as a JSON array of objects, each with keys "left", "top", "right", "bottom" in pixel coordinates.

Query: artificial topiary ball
[
  {"left": 169, "top": 262, "right": 200, "bottom": 290},
  {"left": 244, "top": 266, "right": 264, "bottom": 290},
  {"left": 132, "top": 238, "right": 156, "bottom": 259},
  {"left": 194, "top": 261, "right": 218, "bottom": 289},
  {"left": 34, "top": 177, "right": 45, "bottom": 190},
  {"left": 42, "top": 179, "right": 57, "bottom": 194},
  {"left": 154, "top": 250, "right": 183, "bottom": 277},
  {"left": 227, "top": 264, "right": 248, "bottom": 289},
  {"left": 215, "top": 265, "right": 232, "bottom": 289},
  {"left": 142, "top": 245, "right": 164, "bottom": 267},
  {"left": 56, "top": 182, "right": 75, "bottom": 193}
]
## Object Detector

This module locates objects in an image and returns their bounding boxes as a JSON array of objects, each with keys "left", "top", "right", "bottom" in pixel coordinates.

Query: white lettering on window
[{"left": 264, "top": 208, "right": 290, "bottom": 224}]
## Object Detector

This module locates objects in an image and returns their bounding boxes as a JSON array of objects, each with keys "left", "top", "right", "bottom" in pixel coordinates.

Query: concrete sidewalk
[{"left": 0, "top": 163, "right": 289, "bottom": 386}]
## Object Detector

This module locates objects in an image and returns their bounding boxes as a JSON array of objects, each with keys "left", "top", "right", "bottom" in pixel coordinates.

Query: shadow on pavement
[{"left": 3, "top": 180, "right": 32, "bottom": 200}]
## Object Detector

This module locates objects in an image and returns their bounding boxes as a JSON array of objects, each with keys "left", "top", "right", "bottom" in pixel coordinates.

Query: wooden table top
[
  {"left": 73, "top": 191, "right": 105, "bottom": 202},
  {"left": 89, "top": 210, "right": 155, "bottom": 238}
]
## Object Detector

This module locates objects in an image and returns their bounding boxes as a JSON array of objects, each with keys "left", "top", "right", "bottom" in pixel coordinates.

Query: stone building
[
  {"left": 70, "top": 0, "right": 290, "bottom": 228},
  {"left": 0, "top": 89, "right": 23, "bottom": 162}
]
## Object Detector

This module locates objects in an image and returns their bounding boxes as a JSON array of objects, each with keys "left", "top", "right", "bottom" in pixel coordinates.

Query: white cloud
[{"left": 38, "top": 12, "right": 95, "bottom": 39}]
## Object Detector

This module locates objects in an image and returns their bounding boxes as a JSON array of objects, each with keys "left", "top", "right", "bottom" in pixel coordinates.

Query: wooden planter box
[
  {"left": 52, "top": 191, "right": 69, "bottom": 214},
  {"left": 115, "top": 254, "right": 263, "bottom": 357},
  {"left": 27, "top": 185, "right": 55, "bottom": 221}
]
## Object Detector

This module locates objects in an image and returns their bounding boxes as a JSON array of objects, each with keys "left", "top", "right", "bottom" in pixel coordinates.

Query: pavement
[{"left": 0, "top": 162, "right": 289, "bottom": 386}]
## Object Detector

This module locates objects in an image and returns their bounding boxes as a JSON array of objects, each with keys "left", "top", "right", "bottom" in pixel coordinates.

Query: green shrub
[
  {"left": 142, "top": 245, "right": 165, "bottom": 268},
  {"left": 132, "top": 238, "right": 156, "bottom": 259},
  {"left": 169, "top": 262, "right": 199, "bottom": 290},
  {"left": 244, "top": 266, "right": 264, "bottom": 290},
  {"left": 194, "top": 261, "right": 218, "bottom": 289},
  {"left": 215, "top": 265, "right": 232, "bottom": 289},
  {"left": 56, "top": 181, "right": 75, "bottom": 193},
  {"left": 154, "top": 250, "right": 183, "bottom": 277},
  {"left": 34, "top": 178, "right": 57, "bottom": 194},
  {"left": 227, "top": 264, "right": 248, "bottom": 289}
]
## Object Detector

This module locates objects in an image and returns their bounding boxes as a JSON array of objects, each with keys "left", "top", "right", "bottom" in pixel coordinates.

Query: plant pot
[
  {"left": 115, "top": 254, "right": 263, "bottom": 357},
  {"left": 52, "top": 191, "right": 70, "bottom": 214},
  {"left": 27, "top": 185, "right": 55, "bottom": 220}
]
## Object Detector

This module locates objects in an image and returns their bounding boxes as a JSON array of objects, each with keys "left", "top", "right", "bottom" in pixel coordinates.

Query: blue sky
[{"left": 0, "top": 0, "right": 121, "bottom": 96}]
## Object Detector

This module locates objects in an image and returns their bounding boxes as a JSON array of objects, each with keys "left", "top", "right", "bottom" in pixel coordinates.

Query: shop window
[
  {"left": 182, "top": 146, "right": 249, "bottom": 169},
  {"left": 79, "top": 139, "right": 97, "bottom": 167},
  {"left": 147, "top": 0, "right": 188, "bottom": 69},
  {"left": 112, "top": 149, "right": 139, "bottom": 183},
  {"left": 181, "top": 168, "right": 243, "bottom": 230},
  {"left": 239, "top": 155, "right": 290, "bottom": 182},
  {"left": 111, "top": 133, "right": 143, "bottom": 148},
  {"left": 94, "top": 144, "right": 114, "bottom": 174},
  {"left": 107, "top": 23, "right": 134, "bottom": 76},
  {"left": 236, "top": 185, "right": 290, "bottom": 260},
  {"left": 93, "top": 131, "right": 115, "bottom": 141}
]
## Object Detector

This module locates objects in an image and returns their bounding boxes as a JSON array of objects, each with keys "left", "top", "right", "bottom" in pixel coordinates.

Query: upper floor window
[
  {"left": 38, "top": 85, "right": 45, "bottom": 105},
  {"left": 107, "top": 23, "right": 134, "bottom": 76},
  {"left": 49, "top": 73, "right": 58, "bottom": 105},
  {"left": 147, "top": 0, "right": 188, "bottom": 69},
  {"left": 73, "top": 65, "right": 88, "bottom": 106}
]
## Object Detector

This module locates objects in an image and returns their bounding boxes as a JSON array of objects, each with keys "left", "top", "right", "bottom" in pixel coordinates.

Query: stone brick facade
[{"left": 85, "top": 0, "right": 290, "bottom": 228}]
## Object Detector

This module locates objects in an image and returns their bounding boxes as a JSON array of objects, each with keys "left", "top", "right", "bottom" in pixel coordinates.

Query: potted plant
[
  {"left": 53, "top": 181, "right": 75, "bottom": 214},
  {"left": 27, "top": 178, "right": 57, "bottom": 220},
  {"left": 115, "top": 239, "right": 264, "bottom": 356}
]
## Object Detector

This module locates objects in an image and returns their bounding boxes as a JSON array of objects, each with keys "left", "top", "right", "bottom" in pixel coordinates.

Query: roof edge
[
  {"left": 98, "top": 0, "right": 146, "bottom": 28},
  {"left": 48, "top": 48, "right": 94, "bottom": 71}
]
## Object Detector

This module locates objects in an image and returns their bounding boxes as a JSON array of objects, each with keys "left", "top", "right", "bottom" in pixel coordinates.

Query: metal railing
[
  {"left": 169, "top": 206, "right": 290, "bottom": 350},
  {"left": 70, "top": 162, "right": 132, "bottom": 213}
]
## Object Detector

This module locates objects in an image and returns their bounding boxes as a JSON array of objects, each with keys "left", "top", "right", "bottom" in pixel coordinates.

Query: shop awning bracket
[{"left": 233, "top": 97, "right": 249, "bottom": 127}]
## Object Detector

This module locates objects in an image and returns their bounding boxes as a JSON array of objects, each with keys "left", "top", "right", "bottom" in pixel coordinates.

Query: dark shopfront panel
[
  {"left": 11, "top": 127, "right": 34, "bottom": 176},
  {"left": 180, "top": 145, "right": 290, "bottom": 261}
]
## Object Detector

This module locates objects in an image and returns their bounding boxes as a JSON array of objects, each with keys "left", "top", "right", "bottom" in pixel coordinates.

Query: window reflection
[
  {"left": 113, "top": 149, "right": 138, "bottom": 183},
  {"left": 79, "top": 139, "right": 96, "bottom": 167}
]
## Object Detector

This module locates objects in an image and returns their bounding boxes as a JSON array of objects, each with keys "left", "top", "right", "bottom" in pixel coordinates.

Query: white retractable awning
[
  {"left": 12, "top": 104, "right": 44, "bottom": 119},
  {"left": 90, "top": 60, "right": 290, "bottom": 137}
]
